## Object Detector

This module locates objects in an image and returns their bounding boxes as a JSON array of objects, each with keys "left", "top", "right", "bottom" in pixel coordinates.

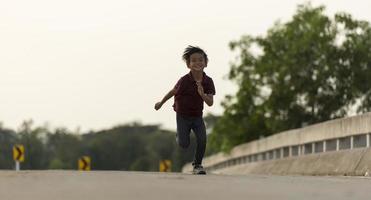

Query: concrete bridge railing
[{"left": 182, "top": 112, "right": 371, "bottom": 176}]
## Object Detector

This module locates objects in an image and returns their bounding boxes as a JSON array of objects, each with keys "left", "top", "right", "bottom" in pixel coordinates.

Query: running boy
[{"left": 154, "top": 46, "right": 216, "bottom": 174}]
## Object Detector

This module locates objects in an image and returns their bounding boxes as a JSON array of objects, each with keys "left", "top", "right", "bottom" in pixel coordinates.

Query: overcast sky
[{"left": 1, "top": 0, "right": 370, "bottom": 132}]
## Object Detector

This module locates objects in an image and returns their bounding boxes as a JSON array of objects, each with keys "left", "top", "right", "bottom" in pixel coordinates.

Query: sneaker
[{"left": 192, "top": 164, "right": 206, "bottom": 175}]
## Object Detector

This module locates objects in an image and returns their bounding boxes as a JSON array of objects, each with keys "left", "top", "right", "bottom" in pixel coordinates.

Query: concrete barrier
[
  {"left": 209, "top": 149, "right": 369, "bottom": 176},
  {"left": 354, "top": 148, "right": 371, "bottom": 175},
  {"left": 182, "top": 112, "right": 371, "bottom": 176}
]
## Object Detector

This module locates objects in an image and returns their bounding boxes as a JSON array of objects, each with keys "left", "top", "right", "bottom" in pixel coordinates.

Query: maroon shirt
[{"left": 173, "top": 72, "right": 216, "bottom": 117}]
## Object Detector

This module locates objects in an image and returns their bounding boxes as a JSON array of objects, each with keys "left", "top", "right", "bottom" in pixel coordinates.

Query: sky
[{"left": 1, "top": 0, "right": 371, "bottom": 133}]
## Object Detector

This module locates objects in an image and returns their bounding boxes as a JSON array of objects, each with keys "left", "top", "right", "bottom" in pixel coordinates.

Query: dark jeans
[{"left": 176, "top": 113, "right": 207, "bottom": 166}]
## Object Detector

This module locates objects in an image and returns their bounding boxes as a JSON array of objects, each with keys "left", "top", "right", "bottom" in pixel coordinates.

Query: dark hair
[{"left": 182, "top": 45, "right": 208, "bottom": 65}]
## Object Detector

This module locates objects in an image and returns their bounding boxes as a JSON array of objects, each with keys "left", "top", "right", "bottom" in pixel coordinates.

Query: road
[{"left": 0, "top": 171, "right": 370, "bottom": 200}]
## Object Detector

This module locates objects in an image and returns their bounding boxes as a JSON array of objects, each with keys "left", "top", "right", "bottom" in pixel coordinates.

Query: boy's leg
[
  {"left": 191, "top": 117, "right": 207, "bottom": 166},
  {"left": 176, "top": 113, "right": 192, "bottom": 149}
]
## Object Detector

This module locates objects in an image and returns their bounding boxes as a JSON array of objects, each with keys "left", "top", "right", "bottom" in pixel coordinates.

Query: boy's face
[{"left": 188, "top": 53, "right": 207, "bottom": 71}]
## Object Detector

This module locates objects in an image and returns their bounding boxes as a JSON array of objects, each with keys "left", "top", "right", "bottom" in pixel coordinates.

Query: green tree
[
  {"left": 82, "top": 123, "right": 192, "bottom": 171},
  {"left": 1, "top": 120, "right": 196, "bottom": 171},
  {"left": 0, "top": 126, "right": 17, "bottom": 169},
  {"left": 46, "top": 128, "right": 82, "bottom": 169},
  {"left": 208, "top": 3, "right": 371, "bottom": 152},
  {"left": 17, "top": 120, "right": 49, "bottom": 169}
]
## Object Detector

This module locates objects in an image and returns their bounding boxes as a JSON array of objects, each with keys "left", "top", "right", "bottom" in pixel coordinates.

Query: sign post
[
  {"left": 159, "top": 160, "right": 172, "bottom": 172},
  {"left": 15, "top": 161, "right": 20, "bottom": 171},
  {"left": 78, "top": 156, "right": 91, "bottom": 171},
  {"left": 13, "top": 145, "right": 25, "bottom": 171}
]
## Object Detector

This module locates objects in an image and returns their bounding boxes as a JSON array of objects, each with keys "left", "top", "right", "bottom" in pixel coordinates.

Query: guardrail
[{"left": 182, "top": 112, "right": 371, "bottom": 173}]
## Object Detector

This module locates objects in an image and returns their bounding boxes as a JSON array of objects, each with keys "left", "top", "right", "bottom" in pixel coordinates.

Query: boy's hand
[
  {"left": 154, "top": 102, "right": 163, "bottom": 110},
  {"left": 196, "top": 81, "right": 204, "bottom": 97}
]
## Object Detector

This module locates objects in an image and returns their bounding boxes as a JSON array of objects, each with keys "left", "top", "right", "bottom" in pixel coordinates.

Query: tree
[
  {"left": 46, "top": 128, "right": 82, "bottom": 169},
  {"left": 0, "top": 127, "right": 17, "bottom": 169},
  {"left": 17, "top": 120, "right": 49, "bottom": 169},
  {"left": 208, "top": 3, "right": 371, "bottom": 152}
]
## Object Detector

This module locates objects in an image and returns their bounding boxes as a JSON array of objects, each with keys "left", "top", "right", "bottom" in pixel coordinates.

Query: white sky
[{"left": 1, "top": 0, "right": 370, "bottom": 132}]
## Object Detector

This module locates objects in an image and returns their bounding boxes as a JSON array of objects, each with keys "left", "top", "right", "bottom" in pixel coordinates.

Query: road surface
[{"left": 0, "top": 171, "right": 370, "bottom": 200}]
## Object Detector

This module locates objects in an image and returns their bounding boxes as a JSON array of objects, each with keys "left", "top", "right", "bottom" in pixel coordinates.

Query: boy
[{"left": 154, "top": 46, "right": 216, "bottom": 175}]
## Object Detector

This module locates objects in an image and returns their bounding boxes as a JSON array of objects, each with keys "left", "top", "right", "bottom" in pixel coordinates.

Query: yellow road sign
[
  {"left": 78, "top": 156, "right": 91, "bottom": 171},
  {"left": 13, "top": 145, "right": 25, "bottom": 162},
  {"left": 159, "top": 160, "right": 171, "bottom": 172}
]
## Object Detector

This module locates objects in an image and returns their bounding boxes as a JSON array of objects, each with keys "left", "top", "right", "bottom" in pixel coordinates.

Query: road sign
[
  {"left": 78, "top": 156, "right": 91, "bottom": 171},
  {"left": 13, "top": 145, "right": 25, "bottom": 162},
  {"left": 159, "top": 160, "right": 171, "bottom": 172}
]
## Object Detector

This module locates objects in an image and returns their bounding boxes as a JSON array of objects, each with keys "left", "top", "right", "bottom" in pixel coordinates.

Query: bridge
[
  {"left": 1, "top": 113, "right": 371, "bottom": 199},
  {"left": 0, "top": 170, "right": 370, "bottom": 200}
]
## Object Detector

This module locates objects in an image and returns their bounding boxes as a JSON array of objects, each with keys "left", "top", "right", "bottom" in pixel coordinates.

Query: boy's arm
[
  {"left": 154, "top": 89, "right": 175, "bottom": 110},
  {"left": 196, "top": 81, "right": 214, "bottom": 106},
  {"left": 201, "top": 93, "right": 214, "bottom": 106}
]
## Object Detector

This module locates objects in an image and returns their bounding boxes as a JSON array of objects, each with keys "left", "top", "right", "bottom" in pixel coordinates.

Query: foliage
[
  {"left": 0, "top": 121, "right": 194, "bottom": 172},
  {"left": 208, "top": 3, "right": 371, "bottom": 152},
  {"left": 0, "top": 127, "right": 17, "bottom": 169}
]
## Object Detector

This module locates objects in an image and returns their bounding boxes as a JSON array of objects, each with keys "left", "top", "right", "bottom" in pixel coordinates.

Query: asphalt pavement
[{"left": 0, "top": 170, "right": 370, "bottom": 200}]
